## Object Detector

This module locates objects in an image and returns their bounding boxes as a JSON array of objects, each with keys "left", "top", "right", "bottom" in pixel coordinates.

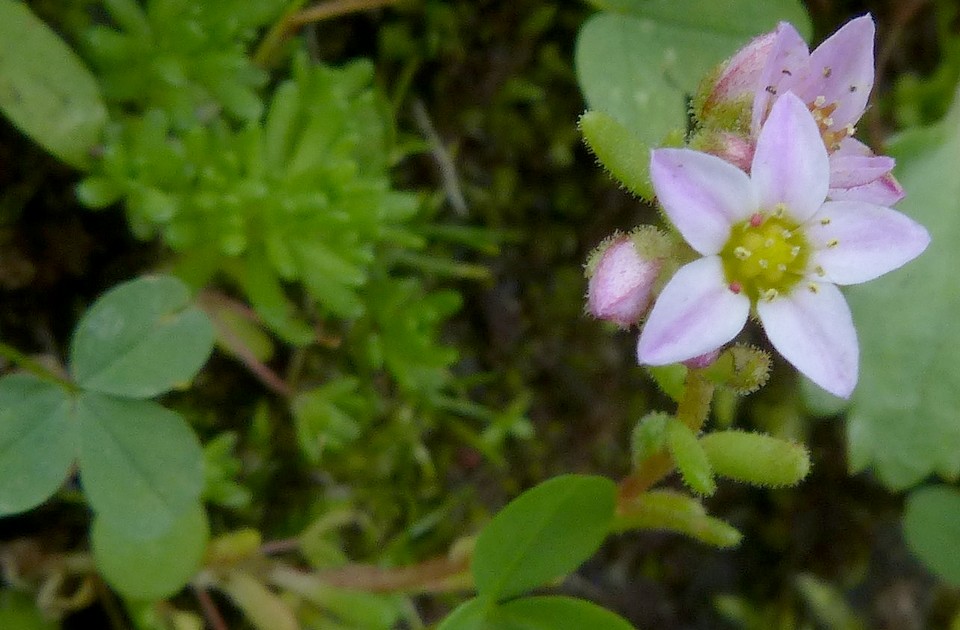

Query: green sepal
[
  {"left": 666, "top": 419, "right": 716, "bottom": 496},
  {"left": 612, "top": 489, "right": 741, "bottom": 548},
  {"left": 702, "top": 344, "right": 771, "bottom": 394},
  {"left": 645, "top": 365, "right": 687, "bottom": 402},
  {"left": 700, "top": 430, "right": 810, "bottom": 488}
]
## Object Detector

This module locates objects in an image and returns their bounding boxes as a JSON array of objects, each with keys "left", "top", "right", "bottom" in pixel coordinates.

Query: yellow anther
[
  {"left": 822, "top": 116, "right": 834, "bottom": 127},
  {"left": 777, "top": 263, "right": 787, "bottom": 272},
  {"left": 827, "top": 238, "right": 839, "bottom": 248},
  {"left": 814, "top": 95, "right": 827, "bottom": 107},
  {"left": 764, "top": 238, "right": 774, "bottom": 248},
  {"left": 758, "top": 259, "right": 769, "bottom": 269},
  {"left": 820, "top": 217, "right": 831, "bottom": 225},
  {"left": 734, "top": 246, "right": 752, "bottom": 260},
  {"left": 807, "top": 282, "right": 819, "bottom": 293},
  {"left": 781, "top": 229, "right": 793, "bottom": 239},
  {"left": 762, "top": 288, "right": 779, "bottom": 301}
]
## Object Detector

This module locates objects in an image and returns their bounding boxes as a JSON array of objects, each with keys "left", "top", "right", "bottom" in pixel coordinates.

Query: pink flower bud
[
  {"left": 586, "top": 231, "right": 666, "bottom": 328},
  {"left": 714, "top": 31, "right": 777, "bottom": 101},
  {"left": 697, "top": 30, "right": 777, "bottom": 122}
]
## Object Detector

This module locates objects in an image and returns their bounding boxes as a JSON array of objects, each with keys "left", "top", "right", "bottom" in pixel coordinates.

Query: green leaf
[
  {"left": 77, "top": 393, "right": 204, "bottom": 538},
  {"left": 699, "top": 430, "right": 810, "bottom": 488},
  {"left": 846, "top": 86, "right": 960, "bottom": 489},
  {"left": 219, "top": 571, "right": 299, "bottom": 630},
  {"left": 435, "top": 598, "right": 491, "bottom": 630},
  {"left": 666, "top": 419, "right": 715, "bottom": 496},
  {"left": 630, "top": 411, "right": 670, "bottom": 466},
  {"left": 579, "top": 110, "right": 653, "bottom": 199},
  {"left": 225, "top": 251, "right": 316, "bottom": 346},
  {"left": 584, "top": 0, "right": 810, "bottom": 34},
  {"left": 612, "top": 489, "right": 742, "bottom": 547},
  {"left": 0, "top": 0, "right": 106, "bottom": 169},
  {"left": 903, "top": 485, "right": 960, "bottom": 586},
  {"left": 92, "top": 502, "right": 209, "bottom": 600},
  {"left": 473, "top": 475, "right": 616, "bottom": 601},
  {"left": 290, "top": 378, "right": 368, "bottom": 463},
  {"left": 0, "top": 374, "right": 76, "bottom": 516},
  {"left": 75, "top": 176, "right": 124, "bottom": 209},
  {"left": 494, "top": 595, "right": 636, "bottom": 630},
  {"left": 70, "top": 275, "right": 214, "bottom": 399},
  {"left": 575, "top": 0, "right": 810, "bottom": 145}
]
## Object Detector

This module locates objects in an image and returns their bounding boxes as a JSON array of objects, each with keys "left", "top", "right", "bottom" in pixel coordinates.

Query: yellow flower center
[{"left": 720, "top": 206, "right": 810, "bottom": 302}]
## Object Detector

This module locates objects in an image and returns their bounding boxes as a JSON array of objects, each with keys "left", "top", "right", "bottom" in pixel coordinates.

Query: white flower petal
[
  {"left": 833, "top": 136, "right": 872, "bottom": 157},
  {"left": 650, "top": 149, "right": 757, "bottom": 254},
  {"left": 758, "top": 282, "right": 858, "bottom": 398},
  {"left": 793, "top": 15, "right": 875, "bottom": 131},
  {"left": 637, "top": 256, "right": 750, "bottom": 365},
  {"left": 751, "top": 92, "right": 830, "bottom": 222},
  {"left": 751, "top": 22, "right": 809, "bottom": 135},
  {"left": 829, "top": 152, "right": 895, "bottom": 188},
  {"left": 827, "top": 174, "right": 905, "bottom": 206},
  {"left": 807, "top": 200, "right": 930, "bottom": 285}
]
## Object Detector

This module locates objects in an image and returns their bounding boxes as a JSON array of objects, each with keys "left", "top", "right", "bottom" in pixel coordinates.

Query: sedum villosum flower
[
  {"left": 699, "top": 15, "right": 903, "bottom": 206},
  {"left": 637, "top": 92, "right": 929, "bottom": 398}
]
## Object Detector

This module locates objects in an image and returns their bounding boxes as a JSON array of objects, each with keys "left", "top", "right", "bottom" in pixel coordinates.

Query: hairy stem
[
  {"left": 617, "top": 369, "right": 715, "bottom": 505},
  {"left": 269, "top": 553, "right": 472, "bottom": 595},
  {"left": 254, "top": 0, "right": 401, "bottom": 68}
]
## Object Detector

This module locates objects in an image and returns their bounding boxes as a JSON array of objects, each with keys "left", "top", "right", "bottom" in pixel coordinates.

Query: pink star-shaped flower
[
  {"left": 638, "top": 92, "right": 929, "bottom": 398},
  {"left": 705, "top": 15, "right": 903, "bottom": 206}
]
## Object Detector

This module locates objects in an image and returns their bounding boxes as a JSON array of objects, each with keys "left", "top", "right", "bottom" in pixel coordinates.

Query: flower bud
[
  {"left": 694, "top": 30, "right": 776, "bottom": 127},
  {"left": 586, "top": 227, "right": 670, "bottom": 328}
]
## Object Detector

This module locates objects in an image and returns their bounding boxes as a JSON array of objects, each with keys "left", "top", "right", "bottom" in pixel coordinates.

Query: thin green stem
[
  {"left": 0, "top": 341, "right": 79, "bottom": 393},
  {"left": 675, "top": 368, "right": 716, "bottom": 433},
  {"left": 254, "top": 0, "right": 401, "bottom": 68},
  {"left": 617, "top": 368, "right": 716, "bottom": 505}
]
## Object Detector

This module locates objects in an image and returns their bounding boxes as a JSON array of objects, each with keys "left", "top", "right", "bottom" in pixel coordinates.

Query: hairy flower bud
[
  {"left": 695, "top": 30, "right": 776, "bottom": 126},
  {"left": 586, "top": 227, "right": 670, "bottom": 328}
]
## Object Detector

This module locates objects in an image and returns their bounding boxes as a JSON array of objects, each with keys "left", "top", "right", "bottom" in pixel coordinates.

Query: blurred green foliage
[{"left": 1, "top": 0, "right": 959, "bottom": 628}]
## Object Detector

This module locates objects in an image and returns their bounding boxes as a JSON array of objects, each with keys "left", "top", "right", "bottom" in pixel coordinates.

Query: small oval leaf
[
  {"left": 666, "top": 419, "right": 716, "bottom": 496},
  {"left": 93, "top": 502, "right": 209, "bottom": 600},
  {"left": 495, "top": 595, "right": 636, "bottom": 630},
  {"left": 435, "top": 598, "right": 490, "bottom": 630},
  {"left": 612, "top": 489, "right": 742, "bottom": 548},
  {"left": 579, "top": 110, "right": 653, "bottom": 199},
  {"left": 0, "top": 374, "right": 76, "bottom": 516},
  {"left": 0, "top": 0, "right": 106, "bottom": 168},
  {"left": 700, "top": 430, "right": 810, "bottom": 488},
  {"left": 77, "top": 393, "right": 204, "bottom": 538},
  {"left": 473, "top": 475, "right": 616, "bottom": 601},
  {"left": 69, "top": 275, "right": 215, "bottom": 398}
]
